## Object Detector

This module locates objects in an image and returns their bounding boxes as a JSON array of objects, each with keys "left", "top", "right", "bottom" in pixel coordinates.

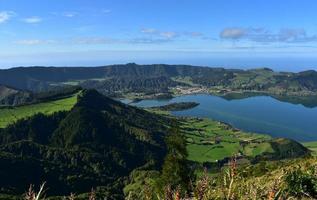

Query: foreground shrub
[{"left": 285, "top": 168, "right": 317, "bottom": 198}]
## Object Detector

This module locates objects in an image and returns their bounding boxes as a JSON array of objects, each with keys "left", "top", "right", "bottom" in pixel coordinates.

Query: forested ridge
[
  {"left": 0, "top": 89, "right": 314, "bottom": 199},
  {"left": 0, "top": 90, "right": 171, "bottom": 199},
  {"left": 1, "top": 64, "right": 317, "bottom": 97}
]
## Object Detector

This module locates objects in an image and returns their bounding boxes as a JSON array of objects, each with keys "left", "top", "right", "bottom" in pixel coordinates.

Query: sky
[{"left": 1, "top": 0, "right": 317, "bottom": 71}]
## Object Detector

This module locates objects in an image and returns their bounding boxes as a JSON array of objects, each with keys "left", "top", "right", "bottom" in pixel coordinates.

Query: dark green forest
[{"left": 0, "top": 90, "right": 173, "bottom": 199}]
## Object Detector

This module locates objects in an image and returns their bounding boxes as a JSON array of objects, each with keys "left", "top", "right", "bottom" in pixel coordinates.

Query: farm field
[
  {"left": 303, "top": 141, "right": 317, "bottom": 156},
  {"left": 0, "top": 94, "right": 78, "bottom": 128},
  {"left": 179, "top": 117, "right": 274, "bottom": 162}
]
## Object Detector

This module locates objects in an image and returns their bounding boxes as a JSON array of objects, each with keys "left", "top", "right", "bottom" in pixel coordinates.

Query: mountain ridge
[
  {"left": 0, "top": 85, "right": 33, "bottom": 106},
  {"left": 1, "top": 64, "right": 317, "bottom": 98},
  {"left": 0, "top": 89, "right": 170, "bottom": 198}
]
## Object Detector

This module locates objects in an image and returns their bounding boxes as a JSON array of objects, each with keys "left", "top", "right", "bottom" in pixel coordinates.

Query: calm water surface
[{"left": 124, "top": 94, "right": 317, "bottom": 142}]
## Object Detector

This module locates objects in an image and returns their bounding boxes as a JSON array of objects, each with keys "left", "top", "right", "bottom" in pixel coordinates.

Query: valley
[
  {"left": 2, "top": 1, "right": 317, "bottom": 199},
  {"left": 0, "top": 65, "right": 316, "bottom": 199}
]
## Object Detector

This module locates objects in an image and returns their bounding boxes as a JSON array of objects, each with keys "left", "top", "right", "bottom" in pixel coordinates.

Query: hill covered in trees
[
  {"left": 0, "top": 89, "right": 313, "bottom": 199},
  {"left": 150, "top": 102, "right": 199, "bottom": 111},
  {"left": 0, "top": 89, "right": 172, "bottom": 199},
  {"left": 1, "top": 64, "right": 317, "bottom": 98},
  {"left": 0, "top": 85, "right": 33, "bottom": 106},
  {"left": 0, "top": 85, "right": 81, "bottom": 107}
]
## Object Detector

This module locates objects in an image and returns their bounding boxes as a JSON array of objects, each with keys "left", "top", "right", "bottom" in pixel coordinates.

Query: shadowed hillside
[
  {"left": 0, "top": 90, "right": 171, "bottom": 199},
  {"left": 0, "top": 85, "right": 33, "bottom": 106}
]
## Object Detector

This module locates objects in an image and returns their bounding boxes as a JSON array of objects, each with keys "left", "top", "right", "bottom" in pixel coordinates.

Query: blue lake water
[{"left": 124, "top": 94, "right": 317, "bottom": 142}]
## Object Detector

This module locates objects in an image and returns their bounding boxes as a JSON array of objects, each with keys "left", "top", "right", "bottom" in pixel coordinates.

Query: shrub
[{"left": 285, "top": 168, "right": 317, "bottom": 198}]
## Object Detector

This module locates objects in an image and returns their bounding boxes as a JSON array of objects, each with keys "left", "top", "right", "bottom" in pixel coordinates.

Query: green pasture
[
  {"left": 180, "top": 118, "right": 273, "bottom": 162},
  {"left": 0, "top": 94, "right": 78, "bottom": 128}
]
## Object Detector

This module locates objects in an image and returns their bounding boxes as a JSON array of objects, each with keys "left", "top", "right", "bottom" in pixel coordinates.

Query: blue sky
[{"left": 1, "top": 0, "right": 317, "bottom": 70}]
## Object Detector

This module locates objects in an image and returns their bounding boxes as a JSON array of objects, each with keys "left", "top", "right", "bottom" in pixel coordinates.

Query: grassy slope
[
  {"left": 0, "top": 90, "right": 310, "bottom": 163},
  {"left": 0, "top": 93, "right": 78, "bottom": 128},
  {"left": 145, "top": 108, "right": 307, "bottom": 163},
  {"left": 303, "top": 141, "right": 317, "bottom": 156},
  {"left": 180, "top": 118, "right": 274, "bottom": 162},
  {"left": 197, "top": 157, "right": 317, "bottom": 199}
]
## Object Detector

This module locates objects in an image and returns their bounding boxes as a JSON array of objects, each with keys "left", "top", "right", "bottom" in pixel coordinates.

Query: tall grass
[
  {"left": 24, "top": 182, "right": 46, "bottom": 200},
  {"left": 22, "top": 158, "right": 317, "bottom": 200},
  {"left": 23, "top": 185, "right": 96, "bottom": 200}
]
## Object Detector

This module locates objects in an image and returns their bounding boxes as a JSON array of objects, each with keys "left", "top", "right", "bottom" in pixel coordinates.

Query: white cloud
[
  {"left": 73, "top": 37, "right": 118, "bottom": 45},
  {"left": 15, "top": 39, "right": 55, "bottom": 45},
  {"left": 50, "top": 11, "right": 77, "bottom": 18},
  {"left": 141, "top": 28, "right": 157, "bottom": 34},
  {"left": 220, "top": 28, "right": 247, "bottom": 40},
  {"left": 63, "top": 12, "right": 77, "bottom": 18},
  {"left": 220, "top": 27, "right": 317, "bottom": 43},
  {"left": 129, "top": 38, "right": 171, "bottom": 44},
  {"left": 160, "top": 31, "right": 177, "bottom": 39},
  {"left": 22, "top": 16, "right": 42, "bottom": 24},
  {"left": 141, "top": 28, "right": 205, "bottom": 40},
  {"left": 0, "top": 11, "right": 15, "bottom": 24},
  {"left": 72, "top": 36, "right": 172, "bottom": 45},
  {"left": 141, "top": 28, "right": 178, "bottom": 39}
]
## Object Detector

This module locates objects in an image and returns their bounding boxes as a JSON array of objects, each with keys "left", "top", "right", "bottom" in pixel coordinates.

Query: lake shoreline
[
  {"left": 124, "top": 93, "right": 317, "bottom": 142},
  {"left": 123, "top": 90, "right": 317, "bottom": 109}
]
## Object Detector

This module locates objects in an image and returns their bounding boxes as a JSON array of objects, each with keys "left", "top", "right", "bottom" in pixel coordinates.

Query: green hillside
[
  {"left": 303, "top": 141, "right": 317, "bottom": 155},
  {"left": 0, "top": 89, "right": 312, "bottom": 199},
  {"left": 0, "top": 89, "right": 171, "bottom": 199},
  {"left": 181, "top": 118, "right": 272, "bottom": 162},
  {"left": 0, "top": 93, "right": 78, "bottom": 128},
  {"left": 178, "top": 117, "right": 309, "bottom": 164},
  {"left": 188, "top": 157, "right": 317, "bottom": 200}
]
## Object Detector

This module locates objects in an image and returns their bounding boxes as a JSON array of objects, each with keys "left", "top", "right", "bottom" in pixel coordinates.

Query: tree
[{"left": 160, "top": 124, "right": 191, "bottom": 193}]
